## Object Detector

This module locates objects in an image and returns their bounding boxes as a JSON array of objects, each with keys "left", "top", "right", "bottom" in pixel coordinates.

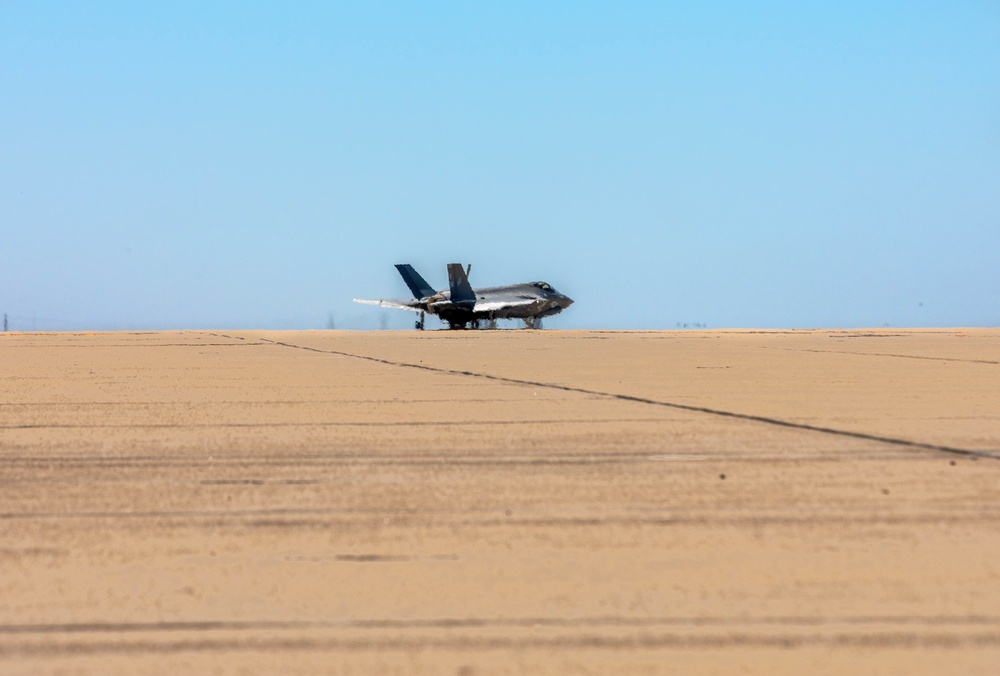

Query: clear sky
[{"left": 2, "top": 2, "right": 998, "bottom": 330}]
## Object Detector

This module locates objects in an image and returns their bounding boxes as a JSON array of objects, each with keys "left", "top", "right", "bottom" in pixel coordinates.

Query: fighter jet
[{"left": 354, "top": 263, "right": 573, "bottom": 330}]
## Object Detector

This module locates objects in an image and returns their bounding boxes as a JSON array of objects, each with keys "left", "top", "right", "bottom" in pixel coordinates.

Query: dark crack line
[{"left": 248, "top": 336, "right": 999, "bottom": 462}]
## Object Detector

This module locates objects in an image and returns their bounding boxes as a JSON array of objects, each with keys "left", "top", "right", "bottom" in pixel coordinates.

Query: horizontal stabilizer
[{"left": 394, "top": 264, "right": 436, "bottom": 299}]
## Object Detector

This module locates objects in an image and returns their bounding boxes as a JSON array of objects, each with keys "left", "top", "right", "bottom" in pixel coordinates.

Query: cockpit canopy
[{"left": 531, "top": 282, "right": 554, "bottom": 293}]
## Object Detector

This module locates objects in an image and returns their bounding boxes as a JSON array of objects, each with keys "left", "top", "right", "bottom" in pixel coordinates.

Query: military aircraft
[{"left": 354, "top": 263, "right": 573, "bottom": 330}]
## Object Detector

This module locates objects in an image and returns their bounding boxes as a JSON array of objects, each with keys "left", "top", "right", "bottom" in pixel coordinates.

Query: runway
[{"left": 1, "top": 329, "right": 998, "bottom": 674}]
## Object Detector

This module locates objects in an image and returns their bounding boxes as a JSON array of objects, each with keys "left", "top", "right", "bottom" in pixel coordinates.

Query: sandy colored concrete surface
[{"left": 1, "top": 328, "right": 998, "bottom": 674}]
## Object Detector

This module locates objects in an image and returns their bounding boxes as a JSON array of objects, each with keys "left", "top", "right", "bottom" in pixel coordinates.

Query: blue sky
[{"left": 2, "top": 2, "right": 998, "bottom": 330}]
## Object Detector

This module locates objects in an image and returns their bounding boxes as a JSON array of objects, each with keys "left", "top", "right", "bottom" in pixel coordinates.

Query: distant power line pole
[{"left": 3, "top": 314, "right": 7, "bottom": 332}]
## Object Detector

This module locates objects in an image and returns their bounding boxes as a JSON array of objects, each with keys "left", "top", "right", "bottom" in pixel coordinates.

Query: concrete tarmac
[{"left": 1, "top": 329, "right": 998, "bottom": 674}]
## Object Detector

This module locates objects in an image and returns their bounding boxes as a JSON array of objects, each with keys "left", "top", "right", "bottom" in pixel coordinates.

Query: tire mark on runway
[
  {"left": 200, "top": 479, "right": 322, "bottom": 485},
  {"left": 2, "top": 508, "right": 997, "bottom": 527},
  {"left": 0, "top": 634, "right": 996, "bottom": 657},
  {"left": 0, "top": 417, "right": 668, "bottom": 431},
  {"left": 1, "top": 397, "right": 575, "bottom": 407},
  {"left": 0, "top": 451, "right": 927, "bottom": 473},
  {"left": 1, "top": 614, "right": 997, "bottom": 634},
  {"left": 761, "top": 345, "right": 1000, "bottom": 365},
  {"left": 0, "top": 624, "right": 998, "bottom": 656},
  {"left": 0, "top": 343, "right": 269, "bottom": 349},
  {"left": 248, "top": 336, "right": 1000, "bottom": 462},
  {"left": 285, "top": 553, "right": 459, "bottom": 562}
]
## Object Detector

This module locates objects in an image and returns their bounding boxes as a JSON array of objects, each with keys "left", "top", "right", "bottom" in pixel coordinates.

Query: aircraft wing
[
  {"left": 352, "top": 298, "right": 425, "bottom": 313},
  {"left": 473, "top": 298, "right": 540, "bottom": 313}
]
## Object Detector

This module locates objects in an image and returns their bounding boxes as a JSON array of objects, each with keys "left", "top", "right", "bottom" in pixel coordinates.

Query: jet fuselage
[{"left": 354, "top": 264, "right": 573, "bottom": 329}]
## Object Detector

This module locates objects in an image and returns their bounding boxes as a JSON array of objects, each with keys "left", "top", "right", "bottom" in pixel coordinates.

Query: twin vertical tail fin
[
  {"left": 395, "top": 262, "right": 476, "bottom": 304},
  {"left": 447, "top": 263, "right": 476, "bottom": 304},
  {"left": 394, "top": 264, "right": 436, "bottom": 299}
]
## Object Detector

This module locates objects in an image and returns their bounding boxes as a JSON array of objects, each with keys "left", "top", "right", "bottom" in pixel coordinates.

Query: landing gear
[
  {"left": 522, "top": 317, "right": 543, "bottom": 330},
  {"left": 439, "top": 314, "right": 500, "bottom": 330},
  {"left": 415, "top": 311, "right": 425, "bottom": 331}
]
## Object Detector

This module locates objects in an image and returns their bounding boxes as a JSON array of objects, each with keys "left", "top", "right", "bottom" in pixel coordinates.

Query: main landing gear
[
  {"left": 415, "top": 311, "right": 425, "bottom": 331},
  {"left": 443, "top": 318, "right": 495, "bottom": 330}
]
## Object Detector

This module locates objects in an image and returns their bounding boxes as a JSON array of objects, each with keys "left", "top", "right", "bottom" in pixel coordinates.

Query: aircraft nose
[{"left": 558, "top": 294, "right": 574, "bottom": 309}]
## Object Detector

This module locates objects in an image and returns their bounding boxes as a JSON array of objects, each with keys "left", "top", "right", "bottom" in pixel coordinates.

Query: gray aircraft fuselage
[
  {"left": 425, "top": 282, "right": 572, "bottom": 325},
  {"left": 354, "top": 263, "right": 573, "bottom": 330}
]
